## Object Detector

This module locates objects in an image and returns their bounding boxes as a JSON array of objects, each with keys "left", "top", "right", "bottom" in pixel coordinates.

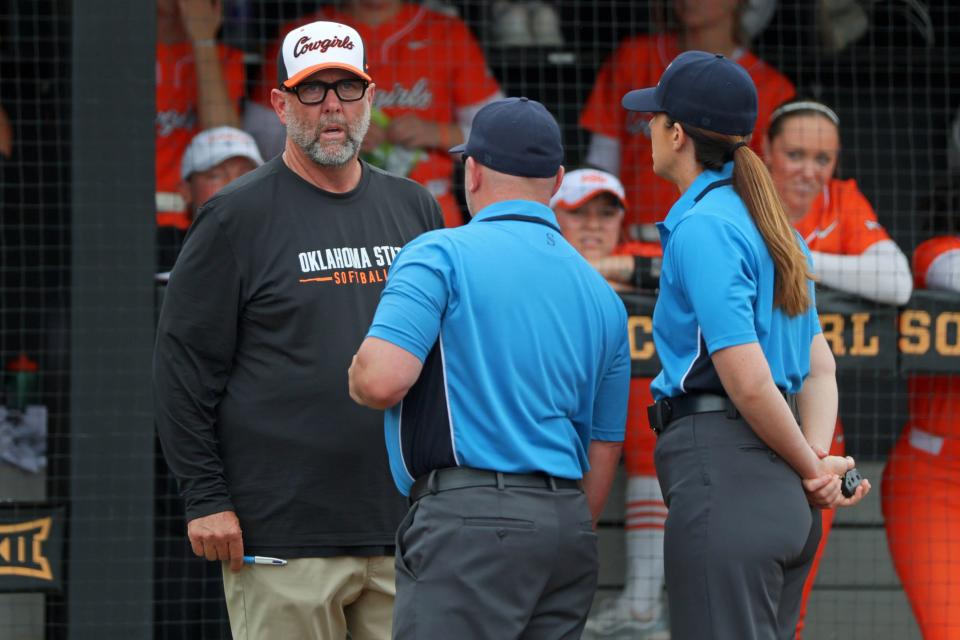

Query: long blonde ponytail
[
  {"left": 667, "top": 118, "right": 813, "bottom": 316},
  {"left": 730, "top": 145, "right": 812, "bottom": 316}
]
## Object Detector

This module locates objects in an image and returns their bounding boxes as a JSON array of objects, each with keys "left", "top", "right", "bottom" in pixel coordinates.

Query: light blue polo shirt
[
  {"left": 367, "top": 200, "right": 631, "bottom": 496},
  {"left": 650, "top": 162, "right": 821, "bottom": 400}
]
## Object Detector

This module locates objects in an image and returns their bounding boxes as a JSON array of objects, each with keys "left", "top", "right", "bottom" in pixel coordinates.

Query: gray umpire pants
[
  {"left": 392, "top": 483, "right": 598, "bottom": 640},
  {"left": 654, "top": 411, "right": 822, "bottom": 640}
]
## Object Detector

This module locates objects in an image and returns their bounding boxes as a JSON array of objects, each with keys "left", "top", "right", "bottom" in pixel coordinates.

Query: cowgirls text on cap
[
  {"left": 293, "top": 34, "right": 355, "bottom": 58},
  {"left": 280, "top": 21, "right": 372, "bottom": 87}
]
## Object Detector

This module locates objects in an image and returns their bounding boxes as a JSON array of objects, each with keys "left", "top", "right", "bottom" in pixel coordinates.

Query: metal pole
[{"left": 69, "top": 1, "right": 155, "bottom": 637}]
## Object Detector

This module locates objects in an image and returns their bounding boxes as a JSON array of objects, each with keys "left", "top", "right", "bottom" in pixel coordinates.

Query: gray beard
[{"left": 287, "top": 103, "right": 371, "bottom": 168}]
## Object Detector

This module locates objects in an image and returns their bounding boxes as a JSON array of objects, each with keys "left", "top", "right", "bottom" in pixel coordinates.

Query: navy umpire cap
[
  {"left": 622, "top": 50, "right": 758, "bottom": 136},
  {"left": 449, "top": 97, "right": 563, "bottom": 178}
]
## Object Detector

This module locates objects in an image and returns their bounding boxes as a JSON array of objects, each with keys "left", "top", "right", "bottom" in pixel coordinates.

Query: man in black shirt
[{"left": 154, "top": 20, "right": 443, "bottom": 640}]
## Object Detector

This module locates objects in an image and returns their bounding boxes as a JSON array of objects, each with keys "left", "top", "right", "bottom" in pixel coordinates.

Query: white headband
[{"left": 769, "top": 101, "right": 840, "bottom": 127}]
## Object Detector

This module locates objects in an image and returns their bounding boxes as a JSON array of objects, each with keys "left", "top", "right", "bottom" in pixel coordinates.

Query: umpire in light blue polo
[
  {"left": 623, "top": 51, "right": 871, "bottom": 639},
  {"left": 348, "top": 96, "right": 630, "bottom": 639}
]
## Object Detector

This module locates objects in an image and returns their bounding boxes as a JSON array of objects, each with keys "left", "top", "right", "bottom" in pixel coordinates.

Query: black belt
[
  {"left": 408, "top": 467, "right": 582, "bottom": 503},
  {"left": 647, "top": 391, "right": 799, "bottom": 435}
]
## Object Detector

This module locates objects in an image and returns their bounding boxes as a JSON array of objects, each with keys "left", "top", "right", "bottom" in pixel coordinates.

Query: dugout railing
[{"left": 0, "top": 1, "right": 957, "bottom": 638}]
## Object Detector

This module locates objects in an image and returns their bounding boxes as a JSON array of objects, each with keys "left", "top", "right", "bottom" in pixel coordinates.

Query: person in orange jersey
[
  {"left": 763, "top": 97, "right": 913, "bottom": 638},
  {"left": 882, "top": 178, "right": 960, "bottom": 640},
  {"left": 551, "top": 168, "right": 669, "bottom": 638},
  {"left": 580, "top": 0, "right": 794, "bottom": 243},
  {"left": 765, "top": 99, "right": 912, "bottom": 306},
  {"left": 251, "top": 0, "right": 502, "bottom": 228},
  {"left": 156, "top": 0, "right": 246, "bottom": 231}
]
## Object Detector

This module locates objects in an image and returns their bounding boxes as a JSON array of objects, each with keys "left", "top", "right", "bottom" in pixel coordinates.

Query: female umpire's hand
[
  {"left": 803, "top": 447, "right": 872, "bottom": 509},
  {"left": 187, "top": 510, "right": 245, "bottom": 572}
]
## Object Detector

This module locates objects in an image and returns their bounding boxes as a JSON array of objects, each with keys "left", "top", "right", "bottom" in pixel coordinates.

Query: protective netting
[{"left": 0, "top": 1, "right": 957, "bottom": 638}]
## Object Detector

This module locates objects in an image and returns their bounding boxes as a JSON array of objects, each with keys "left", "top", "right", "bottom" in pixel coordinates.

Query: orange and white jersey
[
  {"left": 909, "top": 236, "right": 960, "bottom": 440},
  {"left": 793, "top": 179, "right": 891, "bottom": 254},
  {"left": 913, "top": 235, "right": 960, "bottom": 291},
  {"left": 156, "top": 42, "right": 246, "bottom": 228},
  {"left": 580, "top": 32, "right": 794, "bottom": 229},
  {"left": 792, "top": 179, "right": 913, "bottom": 306},
  {"left": 256, "top": 3, "right": 501, "bottom": 195}
]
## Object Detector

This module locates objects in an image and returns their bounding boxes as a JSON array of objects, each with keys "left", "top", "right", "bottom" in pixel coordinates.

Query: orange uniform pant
[
  {"left": 882, "top": 428, "right": 960, "bottom": 640},
  {"left": 624, "top": 378, "right": 656, "bottom": 476},
  {"left": 795, "top": 421, "right": 845, "bottom": 638}
]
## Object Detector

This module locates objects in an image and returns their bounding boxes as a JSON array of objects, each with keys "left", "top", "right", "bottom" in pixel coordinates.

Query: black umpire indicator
[{"left": 841, "top": 468, "right": 863, "bottom": 498}]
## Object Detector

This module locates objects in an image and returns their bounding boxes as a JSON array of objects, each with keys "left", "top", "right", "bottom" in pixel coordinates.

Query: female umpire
[{"left": 621, "top": 51, "right": 871, "bottom": 640}]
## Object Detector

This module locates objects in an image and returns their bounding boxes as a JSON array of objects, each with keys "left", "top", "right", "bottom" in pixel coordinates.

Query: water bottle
[{"left": 5, "top": 353, "right": 39, "bottom": 413}]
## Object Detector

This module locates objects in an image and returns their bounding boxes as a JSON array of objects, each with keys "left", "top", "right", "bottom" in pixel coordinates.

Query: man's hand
[
  {"left": 187, "top": 510, "right": 245, "bottom": 572},
  {"left": 362, "top": 120, "right": 388, "bottom": 153},
  {"left": 387, "top": 114, "right": 441, "bottom": 149},
  {"left": 588, "top": 255, "right": 634, "bottom": 286},
  {"left": 179, "top": 0, "right": 223, "bottom": 44}
]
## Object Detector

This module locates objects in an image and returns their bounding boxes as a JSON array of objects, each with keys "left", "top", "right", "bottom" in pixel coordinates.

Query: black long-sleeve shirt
[{"left": 154, "top": 158, "right": 443, "bottom": 556}]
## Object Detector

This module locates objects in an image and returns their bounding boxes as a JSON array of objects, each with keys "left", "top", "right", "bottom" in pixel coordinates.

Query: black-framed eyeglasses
[{"left": 283, "top": 78, "right": 369, "bottom": 105}]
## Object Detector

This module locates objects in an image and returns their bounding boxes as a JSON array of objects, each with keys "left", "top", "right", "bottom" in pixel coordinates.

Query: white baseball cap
[
  {"left": 279, "top": 20, "right": 371, "bottom": 88},
  {"left": 180, "top": 127, "right": 264, "bottom": 180},
  {"left": 550, "top": 168, "right": 628, "bottom": 210}
]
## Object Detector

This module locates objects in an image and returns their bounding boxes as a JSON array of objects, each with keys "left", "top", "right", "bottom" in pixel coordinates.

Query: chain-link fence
[{"left": 0, "top": 1, "right": 957, "bottom": 638}]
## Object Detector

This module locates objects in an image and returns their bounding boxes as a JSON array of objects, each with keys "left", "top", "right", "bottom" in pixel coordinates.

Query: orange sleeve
[
  {"left": 831, "top": 180, "right": 892, "bottom": 254},
  {"left": 912, "top": 236, "right": 960, "bottom": 288},
  {"left": 580, "top": 46, "right": 626, "bottom": 139},
  {"left": 752, "top": 67, "right": 795, "bottom": 155},
  {"left": 447, "top": 18, "right": 501, "bottom": 107},
  {"left": 624, "top": 377, "right": 657, "bottom": 476},
  {"left": 614, "top": 240, "right": 663, "bottom": 258}
]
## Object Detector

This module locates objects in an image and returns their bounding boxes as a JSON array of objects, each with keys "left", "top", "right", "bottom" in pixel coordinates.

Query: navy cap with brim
[
  {"left": 445, "top": 97, "right": 563, "bottom": 178},
  {"left": 622, "top": 87, "right": 662, "bottom": 113},
  {"left": 618, "top": 51, "right": 758, "bottom": 136}
]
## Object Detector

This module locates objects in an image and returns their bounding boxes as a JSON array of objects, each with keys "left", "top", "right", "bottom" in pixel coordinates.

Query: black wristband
[{"left": 632, "top": 255, "right": 661, "bottom": 290}]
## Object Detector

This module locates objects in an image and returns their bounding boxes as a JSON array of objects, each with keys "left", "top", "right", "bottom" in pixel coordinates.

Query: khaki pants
[{"left": 222, "top": 556, "right": 395, "bottom": 640}]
